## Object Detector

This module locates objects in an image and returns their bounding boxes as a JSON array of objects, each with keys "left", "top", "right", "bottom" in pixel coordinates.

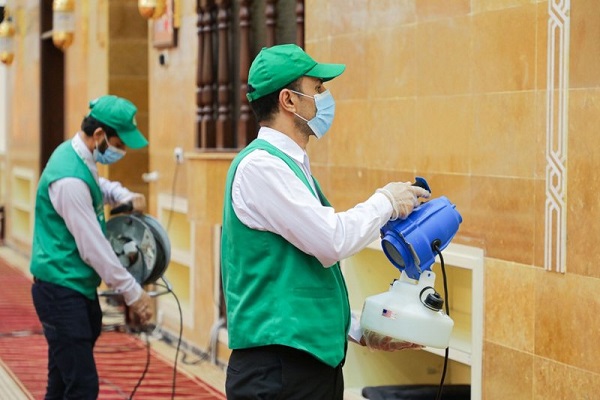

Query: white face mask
[
  {"left": 93, "top": 134, "right": 126, "bottom": 165},
  {"left": 291, "top": 90, "right": 336, "bottom": 139}
]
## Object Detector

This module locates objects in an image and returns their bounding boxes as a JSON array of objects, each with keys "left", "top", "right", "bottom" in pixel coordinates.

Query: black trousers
[
  {"left": 226, "top": 345, "right": 344, "bottom": 400},
  {"left": 31, "top": 279, "right": 103, "bottom": 400}
]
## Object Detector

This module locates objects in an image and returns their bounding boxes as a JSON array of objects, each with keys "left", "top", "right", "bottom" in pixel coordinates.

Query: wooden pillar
[
  {"left": 296, "top": 0, "right": 304, "bottom": 48},
  {"left": 265, "top": 0, "right": 278, "bottom": 47},
  {"left": 215, "top": 0, "right": 232, "bottom": 149},
  {"left": 197, "top": 0, "right": 216, "bottom": 149},
  {"left": 238, "top": 0, "right": 255, "bottom": 148}
]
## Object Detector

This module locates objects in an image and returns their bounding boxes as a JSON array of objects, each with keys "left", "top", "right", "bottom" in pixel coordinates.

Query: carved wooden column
[
  {"left": 196, "top": 2, "right": 203, "bottom": 147},
  {"left": 197, "top": 0, "right": 216, "bottom": 149},
  {"left": 296, "top": 0, "right": 304, "bottom": 48},
  {"left": 215, "top": 0, "right": 232, "bottom": 149},
  {"left": 238, "top": 0, "right": 256, "bottom": 148},
  {"left": 265, "top": 0, "right": 278, "bottom": 47}
]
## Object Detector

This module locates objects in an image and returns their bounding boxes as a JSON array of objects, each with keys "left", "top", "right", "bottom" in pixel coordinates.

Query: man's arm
[
  {"left": 49, "top": 177, "right": 143, "bottom": 305},
  {"left": 99, "top": 177, "right": 145, "bottom": 211}
]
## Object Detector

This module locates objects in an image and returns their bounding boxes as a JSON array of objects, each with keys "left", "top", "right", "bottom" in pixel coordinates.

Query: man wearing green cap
[
  {"left": 30, "top": 95, "right": 153, "bottom": 399},
  {"left": 221, "top": 44, "right": 429, "bottom": 399}
]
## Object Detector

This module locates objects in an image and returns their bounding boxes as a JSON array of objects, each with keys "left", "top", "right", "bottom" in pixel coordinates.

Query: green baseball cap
[
  {"left": 247, "top": 44, "right": 346, "bottom": 102},
  {"left": 88, "top": 95, "right": 148, "bottom": 149}
]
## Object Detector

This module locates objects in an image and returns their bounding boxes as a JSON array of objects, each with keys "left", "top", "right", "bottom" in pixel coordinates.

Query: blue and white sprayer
[{"left": 360, "top": 177, "right": 463, "bottom": 349}]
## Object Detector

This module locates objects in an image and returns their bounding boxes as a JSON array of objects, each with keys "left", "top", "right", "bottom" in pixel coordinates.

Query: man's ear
[
  {"left": 279, "top": 89, "right": 297, "bottom": 114},
  {"left": 92, "top": 127, "right": 105, "bottom": 141}
]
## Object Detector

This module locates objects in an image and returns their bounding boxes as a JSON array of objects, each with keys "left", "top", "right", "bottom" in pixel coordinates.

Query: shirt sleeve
[
  {"left": 232, "top": 150, "right": 394, "bottom": 267},
  {"left": 99, "top": 176, "right": 135, "bottom": 206},
  {"left": 49, "top": 177, "right": 143, "bottom": 305},
  {"left": 348, "top": 310, "right": 364, "bottom": 343}
]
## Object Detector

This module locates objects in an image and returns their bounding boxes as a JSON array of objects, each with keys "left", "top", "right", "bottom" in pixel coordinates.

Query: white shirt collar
[
  {"left": 257, "top": 126, "right": 308, "bottom": 167},
  {"left": 71, "top": 132, "right": 99, "bottom": 182}
]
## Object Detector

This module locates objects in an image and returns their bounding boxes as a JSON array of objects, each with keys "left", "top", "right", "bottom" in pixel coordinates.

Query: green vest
[
  {"left": 30, "top": 140, "right": 106, "bottom": 300},
  {"left": 221, "top": 139, "right": 350, "bottom": 368}
]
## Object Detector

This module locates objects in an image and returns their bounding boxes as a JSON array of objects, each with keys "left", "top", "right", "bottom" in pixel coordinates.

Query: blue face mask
[
  {"left": 292, "top": 90, "right": 336, "bottom": 139},
  {"left": 93, "top": 135, "right": 126, "bottom": 165}
]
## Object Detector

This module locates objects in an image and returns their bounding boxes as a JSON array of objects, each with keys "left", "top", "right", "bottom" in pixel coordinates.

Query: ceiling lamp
[
  {"left": 52, "top": 0, "right": 75, "bottom": 51},
  {"left": 0, "top": 7, "right": 15, "bottom": 65},
  {"left": 138, "top": 0, "right": 166, "bottom": 20}
]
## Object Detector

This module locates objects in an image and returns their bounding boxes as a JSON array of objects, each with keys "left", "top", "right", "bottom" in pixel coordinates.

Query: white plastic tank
[{"left": 360, "top": 270, "right": 454, "bottom": 349}]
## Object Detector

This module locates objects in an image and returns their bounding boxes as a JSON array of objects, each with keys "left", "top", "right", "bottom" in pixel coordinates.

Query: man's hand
[
  {"left": 376, "top": 182, "right": 430, "bottom": 220},
  {"left": 128, "top": 291, "right": 153, "bottom": 325},
  {"left": 360, "top": 329, "right": 424, "bottom": 352},
  {"left": 127, "top": 193, "right": 146, "bottom": 213}
]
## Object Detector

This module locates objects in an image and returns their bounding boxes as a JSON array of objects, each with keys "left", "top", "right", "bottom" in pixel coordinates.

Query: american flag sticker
[{"left": 381, "top": 309, "right": 395, "bottom": 319}]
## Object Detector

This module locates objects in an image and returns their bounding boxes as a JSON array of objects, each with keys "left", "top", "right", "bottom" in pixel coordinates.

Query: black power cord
[
  {"left": 128, "top": 334, "right": 151, "bottom": 399},
  {"left": 432, "top": 240, "right": 450, "bottom": 400},
  {"left": 156, "top": 278, "right": 184, "bottom": 400},
  {"left": 128, "top": 276, "right": 183, "bottom": 400}
]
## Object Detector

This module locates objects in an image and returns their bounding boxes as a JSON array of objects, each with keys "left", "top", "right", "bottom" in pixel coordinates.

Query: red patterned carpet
[{"left": 0, "top": 257, "right": 226, "bottom": 400}]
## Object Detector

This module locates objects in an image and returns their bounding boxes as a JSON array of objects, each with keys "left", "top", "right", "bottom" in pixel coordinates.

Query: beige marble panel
[
  {"left": 415, "top": 95, "right": 473, "bottom": 174},
  {"left": 327, "top": 100, "right": 371, "bottom": 168},
  {"left": 471, "top": 92, "right": 537, "bottom": 178},
  {"left": 533, "top": 91, "right": 547, "bottom": 180},
  {"left": 416, "top": 0, "right": 471, "bottom": 21},
  {"left": 472, "top": 5, "right": 537, "bottom": 93},
  {"left": 328, "top": 34, "right": 369, "bottom": 101},
  {"left": 569, "top": 0, "right": 600, "bottom": 88},
  {"left": 327, "top": 166, "right": 377, "bottom": 212},
  {"left": 532, "top": 177, "right": 545, "bottom": 268},
  {"left": 304, "top": 0, "right": 330, "bottom": 42},
  {"left": 367, "top": 98, "right": 419, "bottom": 172},
  {"left": 566, "top": 89, "right": 600, "bottom": 279},
  {"left": 367, "top": 0, "right": 415, "bottom": 30},
  {"left": 535, "top": 269, "right": 600, "bottom": 374},
  {"left": 535, "top": 1, "right": 548, "bottom": 91},
  {"left": 470, "top": 176, "right": 535, "bottom": 264},
  {"left": 534, "top": 357, "right": 600, "bottom": 400},
  {"left": 472, "top": 0, "right": 537, "bottom": 14},
  {"left": 483, "top": 341, "right": 534, "bottom": 400},
  {"left": 485, "top": 258, "right": 535, "bottom": 352},
  {"left": 366, "top": 26, "right": 417, "bottom": 99},
  {"left": 306, "top": 135, "right": 330, "bottom": 169},
  {"left": 328, "top": 0, "right": 368, "bottom": 36},
  {"left": 415, "top": 16, "right": 473, "bottom": 96}
]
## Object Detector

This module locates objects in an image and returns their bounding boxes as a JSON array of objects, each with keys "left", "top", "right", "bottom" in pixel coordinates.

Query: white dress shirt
[
  {"left": 47, "top": 133, "right": 142, "bottom": 305},
  {"left": 232, "top": 127, "right": 393, "bottom": 267},
  {"left": 231, "top": 127, "right": 394, "bottom": 342}
]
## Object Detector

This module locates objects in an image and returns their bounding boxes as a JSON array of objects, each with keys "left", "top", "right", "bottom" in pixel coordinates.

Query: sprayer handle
[{"left": 412, "top": 176, "right": 431, "bottom": 193}]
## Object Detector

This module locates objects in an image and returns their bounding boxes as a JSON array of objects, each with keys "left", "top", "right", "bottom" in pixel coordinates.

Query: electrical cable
[
  {"left": 166, "top": 162, "right": 180, "bottom": 233},
  {"left": 128, "top": 334, "right": 151, "bottom": 399},
  {"left": 126, "top": 241, "right": 182, "bottom": 398},
  {"left": 155, "top": 277, "right": 183, "bottom": 400},
  {"left": 433, "top": 241, "right": 450, "bottom": 400},
  {"left": 126, "top": 278, "right": 183, "bottom": 399}
]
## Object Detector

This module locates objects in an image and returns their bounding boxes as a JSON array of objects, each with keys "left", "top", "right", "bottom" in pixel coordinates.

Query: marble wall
[{"left": 304, "top": 0, "right": 600, "bottom": 398}]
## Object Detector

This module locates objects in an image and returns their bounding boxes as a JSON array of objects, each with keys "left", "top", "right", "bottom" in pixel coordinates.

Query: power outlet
[{"left": 174, "top": 147, "right": 184, "bottom": 164}]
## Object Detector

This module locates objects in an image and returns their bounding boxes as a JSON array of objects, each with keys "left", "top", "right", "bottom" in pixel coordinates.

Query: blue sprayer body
[{"left": 380, "top": 196, "right": 462, "bottom": 280}]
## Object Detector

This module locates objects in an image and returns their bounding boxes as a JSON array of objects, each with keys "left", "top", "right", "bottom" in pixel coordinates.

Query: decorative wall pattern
[{"left": 545, "top": 0, "right": 570, "bottom": 273}]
